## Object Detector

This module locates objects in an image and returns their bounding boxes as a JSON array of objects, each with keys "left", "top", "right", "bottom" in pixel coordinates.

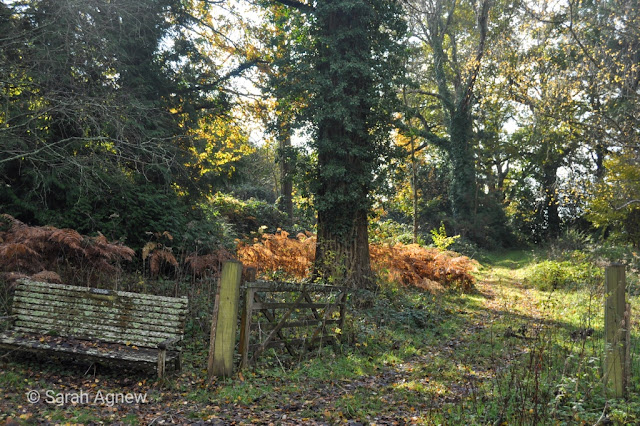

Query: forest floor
[{"left": 1, "top": 250, "right": 638, "bottom": 425}]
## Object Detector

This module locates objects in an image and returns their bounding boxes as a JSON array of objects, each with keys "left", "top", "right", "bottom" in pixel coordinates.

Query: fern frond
[
  {"left": 49, "top": 228, "right": 84, "bottom": 252},
  {"left": 149, "top": 249, "right": 178, "bottom": 277},
  {"left": 31, "top": 270, "right": 63, "bottom": 284},
  {"left": 239, "top": 232, "right": 477, "bottom": 292}
]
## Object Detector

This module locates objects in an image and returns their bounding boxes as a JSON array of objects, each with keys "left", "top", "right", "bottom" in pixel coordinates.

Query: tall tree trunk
[
  {"left": 411, "top": 136, "right": 418, "bottom": 244},
  {"left": 315, "top": 208, "right": 373, "bottom": 288},
  {"left": 278, "top": 129, "right": 294, "bottom": 224},
  {"left": 541, "top": 163, "right": 560, "bottom": 239},
  {"left": 312, "top": 117, "right": 375, "bottom": 287},
  {"left": 448, "top": 108, "right": 476, "bottom": 236}
]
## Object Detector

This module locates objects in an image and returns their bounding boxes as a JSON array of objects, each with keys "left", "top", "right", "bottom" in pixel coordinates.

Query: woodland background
[
  {"left": 1, "top": 1, "right": 640, "bottom": 423},
  {"left": 1, "top": 0, "right": 638, "bottom": 270}
]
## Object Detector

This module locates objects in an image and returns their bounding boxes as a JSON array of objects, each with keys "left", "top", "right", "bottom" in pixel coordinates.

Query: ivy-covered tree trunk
[
  {"left": 448, "top": 108, "right": 476, "bottom": 234},
  {"left": 312, "top": 0, "right": 405, "bottom": 288},
  {"left": 269, "top": 0, "right": 407, "bottom": 288},
  {"left": 316, "top": 208, "right": 373, "bottom": 288},
  {"left": 278, "top": 128, "right": 294, "bottom": 224}
]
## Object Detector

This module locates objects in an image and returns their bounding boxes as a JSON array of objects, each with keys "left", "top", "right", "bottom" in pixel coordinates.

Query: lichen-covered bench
[{"left": 0, "top": 279, "right": 188, "bottom": 377}]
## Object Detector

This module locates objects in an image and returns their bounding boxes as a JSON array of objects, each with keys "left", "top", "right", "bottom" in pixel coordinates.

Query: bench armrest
[
  {"left": 158, "top": 336, "right": 182, "bottom": 350},
  {"left": 0, "top": 315, "right": 16, "bottom": 324}
]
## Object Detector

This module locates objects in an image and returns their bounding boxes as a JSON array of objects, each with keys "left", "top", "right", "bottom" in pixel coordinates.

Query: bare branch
[{"left": 614, "top": 200, "right": 640, "bottom": 211}]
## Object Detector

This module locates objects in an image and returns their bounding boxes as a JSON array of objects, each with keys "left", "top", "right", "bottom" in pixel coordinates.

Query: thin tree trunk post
[
  {"left": 624, "top": 302, "right": 631, "bottom": 393},
  {"left": 411, "top": 135, "right": 418, "bottom": 244},
  {"left": 208, "top": 260, "right": 243, "bottom": 379},
  {"left": 339, "top": 290, "right": 347, "bottom": 342},
  {"left": 207, "top": 274, "right": 222, "bottom": 380},
  {"left": 604, "top": 263, "right": 627, "bottom": 398},
  {"left": 239, "top": 287, "right": 255, "bottom": 370}
]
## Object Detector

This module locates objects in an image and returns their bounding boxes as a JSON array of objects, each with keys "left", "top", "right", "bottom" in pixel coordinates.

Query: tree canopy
[{"left": 1, "top": 0, "right": 639, "bottom": 276}]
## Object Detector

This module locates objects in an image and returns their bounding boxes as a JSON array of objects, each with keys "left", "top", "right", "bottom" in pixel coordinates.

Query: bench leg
[
  {"left": 174, "top": 352, "right": 182, "bottom": 372},
  {"left": 157, "top": 349, "right": 166, "bottom": 378}
]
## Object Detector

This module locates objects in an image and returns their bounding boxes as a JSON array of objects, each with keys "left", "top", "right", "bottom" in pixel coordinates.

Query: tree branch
[
  {"left": 460, "top": 0, "right": 490, "bottom": 111},
  {"left": 271, "top": 0, "right": 315, "bottom": 14},
  {"left": 186, "top": 59, "right": 269, "bottom": 93},
  {"left": 614, "top": 200, "right": 640, "bottom": 211}
]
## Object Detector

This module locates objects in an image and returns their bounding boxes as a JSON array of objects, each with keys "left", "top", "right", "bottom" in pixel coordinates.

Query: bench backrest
[{"left": 12, "top": 279, "right": 188, "bottom": 348}]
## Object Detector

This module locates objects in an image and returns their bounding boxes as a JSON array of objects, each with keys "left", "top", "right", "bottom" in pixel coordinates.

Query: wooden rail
[{"left": 238, "top": 281, "right": 347, "bottom": 369}]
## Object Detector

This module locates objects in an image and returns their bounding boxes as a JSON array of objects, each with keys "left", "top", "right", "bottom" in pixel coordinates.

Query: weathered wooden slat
[
  {"left": 13, "top": 292, "right": 186, "bottom": 317},
  {"left": 12, "top": 301, "right": 185, "bottom": 328},
  {"left": 0, "top": 332, "right": 179, "bottom": 364},
  {"left": 13, "top": 296, "right": 186, "bottom": 324},
  {"left": 15, "top": 292, "right": 185, "bottom": 314},
  {"left": 13, "top": 324, "right": 167, "bottom": 346},
  {"left": 252, "top": 302, "right": 337, "bottom": 310},
  {"left": 17, "top": 279, "right": 188, "bottom": 305},
  {"left": 250, "top": 318, "right": 340, "bottom": 331},
  {"left": 245, "top": 281, "right": 347, "bottom": 292},
  {"left": 12, "top": 308, "right": 182, "bottom": 334},
  {"left": 12, "top": 300, "right": 184, "bottom": 325},
  {"left": 14, "top": 317, "right": 177, "bottom": 341},
  {"left": 15, "top": 287, "right": 186, "bottom": 313},
  {"left": 248, "top": 335, "right": 336, "bottom": 351}
]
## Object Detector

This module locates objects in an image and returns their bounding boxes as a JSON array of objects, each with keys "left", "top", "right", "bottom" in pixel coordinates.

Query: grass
[{"left": 1, "top": 249, "right": 639, "bottom": 424}]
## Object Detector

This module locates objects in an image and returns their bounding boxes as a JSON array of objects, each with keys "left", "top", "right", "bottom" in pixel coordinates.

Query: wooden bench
[{"left": 0, "top": 279, "right": 188, "bottom": 378}]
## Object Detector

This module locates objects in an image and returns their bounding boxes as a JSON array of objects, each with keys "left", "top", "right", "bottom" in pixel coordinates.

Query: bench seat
[
  {"left": 0, "top": 279, "right": 188, "bottom": 377},
  {"left": 0, "top": 330, "right": 182, "bottom": 366}
]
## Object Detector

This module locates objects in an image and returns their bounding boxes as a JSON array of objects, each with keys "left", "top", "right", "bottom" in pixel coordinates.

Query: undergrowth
[
  {"left": 1, "top": 250, "right": 639, "bottom": 424},
  {"left": 238, "top": 230, "right": 478, "bottom": 291},
  {"left": 0, "top": 214, "right": 134, "bottom": 285}
]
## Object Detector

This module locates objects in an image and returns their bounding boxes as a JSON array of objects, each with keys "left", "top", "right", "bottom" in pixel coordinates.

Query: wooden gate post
[
  {"left": 604, "top": 263, "right": 628, "bottom": 398},
  {"left": 207, "top": 260, "right": 242, "bottom": 379}
]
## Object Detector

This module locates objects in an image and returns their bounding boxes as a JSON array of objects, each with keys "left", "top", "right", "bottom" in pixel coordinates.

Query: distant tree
[
  {"left": 402, "top": 0, "right": 493, "bottom": 237},
  {"left": 501, "top": 0, "right": 639, "bottom": 241}
]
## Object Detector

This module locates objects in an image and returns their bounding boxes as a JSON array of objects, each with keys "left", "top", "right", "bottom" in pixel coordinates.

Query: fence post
[
  {"left": 604, "top": 263, "right": 628, "bottom": 398},
  {"left": 207, "top": 260, "right": 242, "bottom": 379}
]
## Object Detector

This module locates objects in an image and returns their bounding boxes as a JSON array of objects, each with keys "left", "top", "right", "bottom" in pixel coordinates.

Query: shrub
[
  {"left": 524, "top": 254, "right": 602, "bottom": 291},
  {"left": 369, "top": 219, "right": 425, "bottom": 245},
  {"left": 430, "top": 222, "right": 460, "bottom": 250},
  {"left": 209, "top": 193, "right": 287, "bottom": 237}
]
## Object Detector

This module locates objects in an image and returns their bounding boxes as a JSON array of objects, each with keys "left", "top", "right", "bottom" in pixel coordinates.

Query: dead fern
[
  {"left": 369, "top": 243, "right": 477, "bottom": 292},
  {"left": 185, "top": 248, "right": 235, "bottom": 279},
  {"left": 237, "top": 231, "right": 315, "bottom": 279},
  {"left": 148, "top": 249, "right": 179, "bottom": 278},
  {"left": 0, "top": 214, "right": 135, "bottom": 277},
  {"left": 238, "top": 231, "right": 478, "bottom": 292},
  {"left": 31, "top": 270, "right": 63, "bottom": 284}
]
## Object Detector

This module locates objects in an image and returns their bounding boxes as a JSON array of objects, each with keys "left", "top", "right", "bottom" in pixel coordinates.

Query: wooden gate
[{"left": 238, "top": 282, "right": 347, "bottom": 369}]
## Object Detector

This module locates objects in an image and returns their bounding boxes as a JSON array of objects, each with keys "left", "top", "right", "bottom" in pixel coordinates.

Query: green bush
[
  {"left": 368, "top": 219, "right": 426, "bottom": 245},
  {"left": 525, "top": 254, "right": 602, "bottom": 291},
  {"left": 430, "top": 222, "right": 460, "bottom": 250},
  {"left": 209, "top": 193, "right": 287, "bottom": 238}
]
